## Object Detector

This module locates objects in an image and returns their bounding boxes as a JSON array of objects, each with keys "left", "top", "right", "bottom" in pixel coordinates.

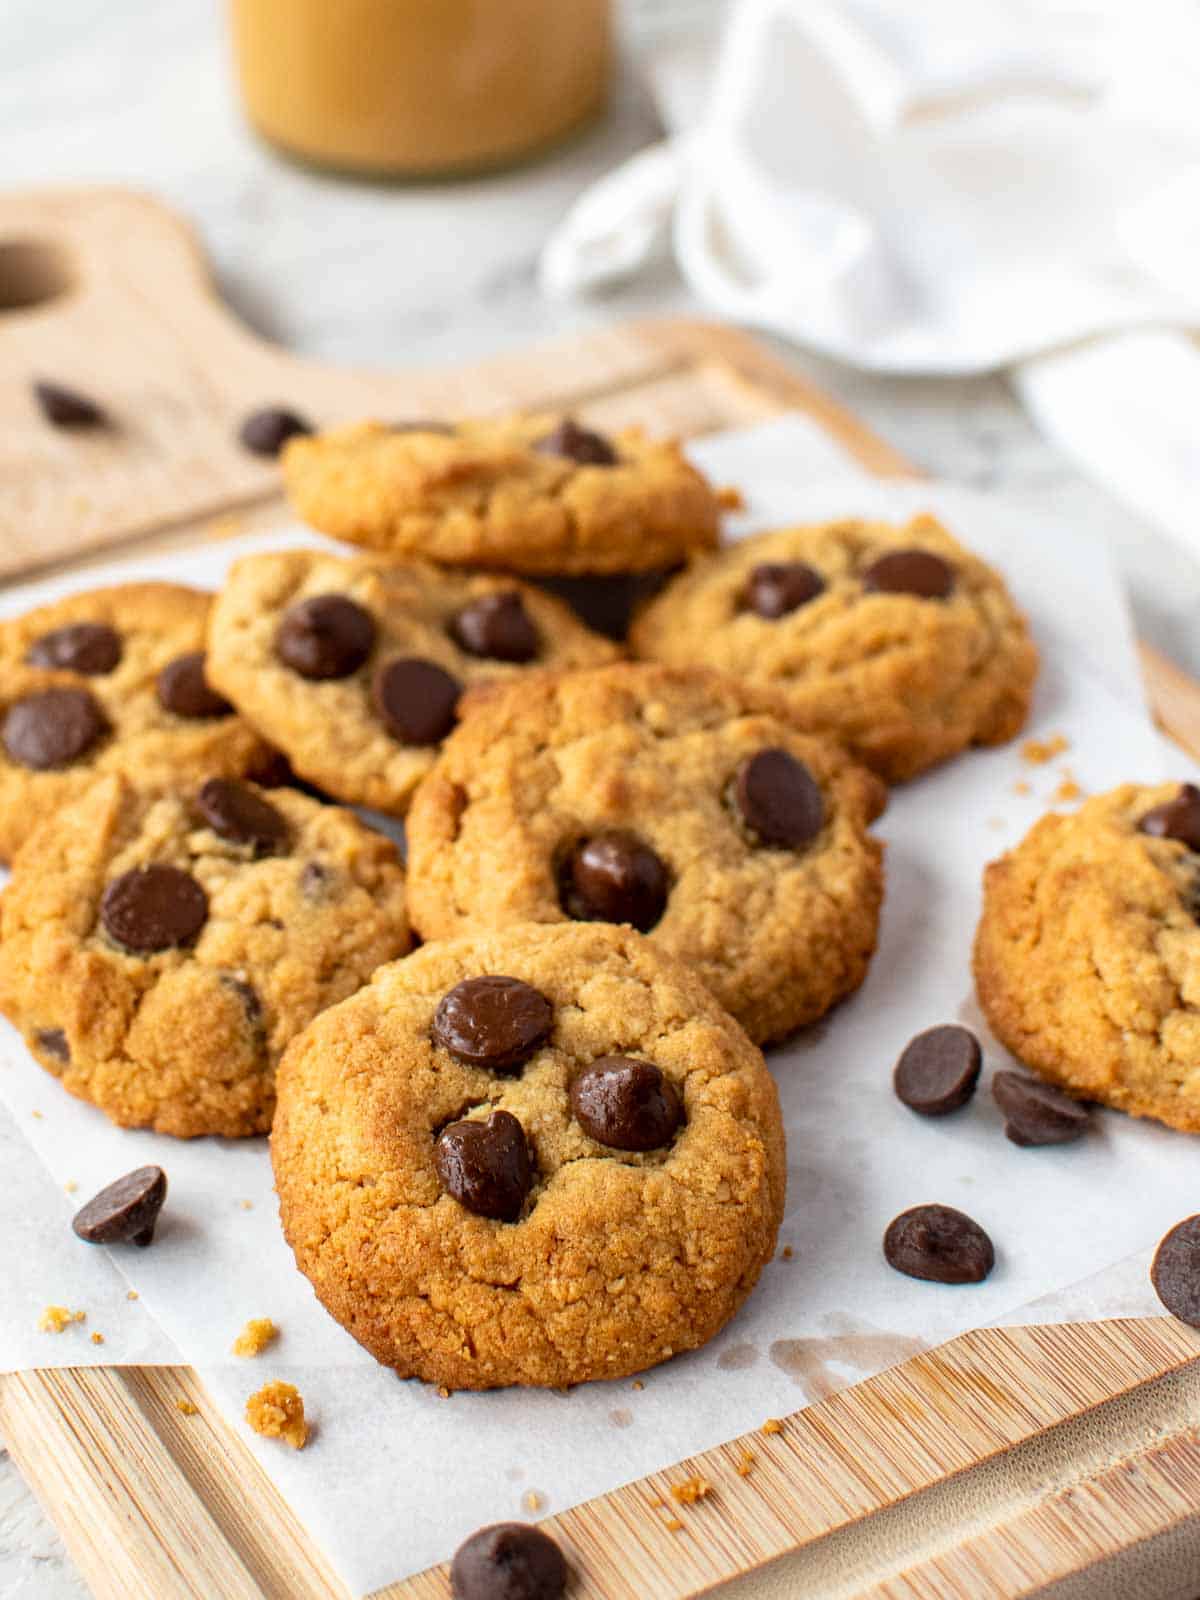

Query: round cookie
[
  {"left": 271, "top": 921, "right": 785, "bottom": 1388},
  {"left": 406, "top": 664, "right": 885, "bottom": 1045},
  {"left": 0, "top": 584, "right": 269, "bottom": 862},
  {"left": 630, "top": 514, "right": 1038, "bottom": 782},
  {"left": 974, "top": 781, "right": 1200, "bottom": 1133},
  {"left": 0, "top": 774, "right": 410, "bottom": 1137},
  {"left": 206, "top": 550, "right": 618, "bottom": 816},
  {"left": 280, "top": 415, "right": 721, "bottom": 575}
]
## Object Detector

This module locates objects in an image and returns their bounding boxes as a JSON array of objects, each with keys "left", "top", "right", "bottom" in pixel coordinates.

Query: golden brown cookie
[
  {"left": 0, "top": 584, "right": 269, "bottom": 862},
  {"left": 974, "top": 781, "right": 1200, "bottom": 1133},
  {"left": 630, "top": 514, "right": 1038, "bottom": 782},
  {"left": 407, "top": 664, "right": 885, "bottom": 1045},
  {"left": 272, "top": 921, "right": 785, "bottom": 1389},
  {"left": 280, "top": 415, "right": 721, "bottom": 575},
  {"left": 0, "top": 774, "right": 410, "bottom": 1137},
  {"left": 206, "top": 549, "right": 618, "bottom": 816}
]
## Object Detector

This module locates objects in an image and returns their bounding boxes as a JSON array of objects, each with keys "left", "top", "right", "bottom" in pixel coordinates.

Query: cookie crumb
[
  {"left": 64, "top": 1181, "right": 78, "bottom": 1194},
  {"left": 126, "top": 1290, "right": 139, "bottom": 1301},
  {"left": 437, "top": 1384, "right": 452, "bottom": 1400},
  {"left": 762, "top": 1417, "right": 784, "bottom": 1435},
  {"left": 1012, "top": 779, "right": 1031, "bottom": 796},
  {"left": 232, "top": 1317, "right": 278, "bottom": 1357},
  {"left": 718, "top": 485, "right": 746, "bottom": 511},
  {"left": 669, "top": 1475, "right": 712, "bottom": 1505},
  {"left": 1021, "top": 734, "right": 1068, "bottom": 765},
  {"left": 780, "top": 1245, "right": 793, "bottom": 1261},
  {"left": 245, "top": 1381, "right": 308, "bottom": 1449},
  {"left": 522, "top": 1490, "right": 544, "bottom": 1513},
  {"left": 632, "top": 1379, "right": 645, "bottom": 1391},
  {"left": 238, "top": 1199, "right": 254, "bottom": 1211},
  {"left": 90, "top": 1331, "right": 105, "bottom": 1346},
  {"left": 664, "top": 1517, "right": 685, "bottom": 1533},
  {"left": 1053, "top": 773, "right": 1082, "bottom": 803},
  {"left": 736, "top": 1451, "right": 755, "bottom": 1478},
  {"left": 31, "top": 1110, "right": 43, "bottom": 1120},
  {"left": 39, "top": 1305, "right": 85, "bottom": 1333},
  {"left": 175, "top": 1399, "right": 199, "bottom": 1416}
]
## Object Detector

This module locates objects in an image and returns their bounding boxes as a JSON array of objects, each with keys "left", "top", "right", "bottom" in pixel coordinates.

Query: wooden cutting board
[{"left": 1, "top": 188, "right": 1199, "bottom": 1600}]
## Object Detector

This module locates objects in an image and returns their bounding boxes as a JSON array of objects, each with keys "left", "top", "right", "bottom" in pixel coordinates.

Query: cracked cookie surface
[
  {"left": 630, "top": 515, "right": 1037, "bottom": 782},
  {"left": 271, "top": 922, "right": 785, "bottom": 1389},
  {"left": 0, "top": 774, "right": 410, "bottom": 1137},
  {"left": 974, "top": 782, "right": 1200, "bottom": 1132}
]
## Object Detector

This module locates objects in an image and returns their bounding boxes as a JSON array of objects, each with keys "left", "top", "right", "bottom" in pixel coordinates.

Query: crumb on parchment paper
[
  {"left": 127, "top": 1290, "right": 139, "bottom": 1301},
  {"left": 90, "top": 1332, "right": 104, "bottom": 1346},
  {"left": 245, "top": 1381, "right": 309, "bottom": 1449},
  {"left": 1021, "top": 733, "right": 1069, "bottom": 764},
  {"left": 717, "top": 485, "right": 745, "bottom": 511},
  {"left": 232, "top": 1317, "right": 278, "bottom": 1357},
  {"left": 1053, "top": 772, "right": 1083, "bottom": 803},
  {"left": 522, "top": 1490, "right": 545, "bottom": 1513},
  {"left": 39, "top": 1305, "right": 85, "bottom": 1333}
]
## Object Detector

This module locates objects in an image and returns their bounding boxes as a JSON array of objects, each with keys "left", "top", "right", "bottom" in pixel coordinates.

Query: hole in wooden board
[{"left": 0, "top": 238, "right": 75, "bottom": 311}]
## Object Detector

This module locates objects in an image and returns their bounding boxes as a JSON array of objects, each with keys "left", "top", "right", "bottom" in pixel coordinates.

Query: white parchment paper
[{"left": 0, "top": 416, "right": 1194, "bottom": 1595}]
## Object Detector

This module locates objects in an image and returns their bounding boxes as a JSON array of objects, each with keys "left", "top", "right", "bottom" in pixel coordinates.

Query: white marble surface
[{"left": 3, "top": 3, "right": 1200, "bottom": 1596}]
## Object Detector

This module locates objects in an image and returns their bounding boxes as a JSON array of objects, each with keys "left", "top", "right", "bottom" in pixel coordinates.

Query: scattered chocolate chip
[
  {"left": 33, "top": 381, "right": 106, "bottom": 429},
  {"left": 1150, "top": 1215, "right": 1200, "bottom": 1328},
  {"left": 100, "top": 865, "right": 209, "bottom": 953},
  {"left": 883, "top": 1204, "right": 995, "bottom": 1284},
  {"left": 156, "top": 652, "right": 234, "bottom": 719},
  {"left": 238, "top": 406, "right": 313, "bottom": 456},
  {"left": 435, "top": 1111, "right": 534, "bottom": 1223},
  {"left": 221, "top": 974, "right": 264, "bottom": 1030},
  {"left": 893, "top": 1026, "right": 982, "bottom": 1117},
  {"left": 35, "top": 1028, "right": 69, "bottom": 1063},
  {"left": 299, "top": 860, "right": 334, "bottom": 899},
  {"left": 276, "top": 594, "right": 376, "bottom": 681},
  {"left": 2, "top": 687, "right": 109, "bottom": 770},
  {"left": 451, "top": 1522, "right": 567, "bottom": 1600},
  {"left": 432, "top": 976, "right": 553, "bottom": 1075},
  {"left": 72, "top": 1166, "right": 167, "bottom": 1247},
  {"left": 451, "top": 592, "right": 539, "bottom": 663},
  {"left": 1139, "top": 784, "right": 1200, "bottom": 852},
  {"left": 570, "top": 1057, "right": 683, "bottom": 1151},
  {"left": 733, "top": 749, "right": 824, "bottom": 849},
  {"left": 992, "top": 1070, "right": 1089, "bottom": 1146},
  {"left": 746, "top": 562, "right": 825, "bottom": 619},
  {"left": 26, "top": 622, "right": 121, "bottom": 675},
  {"left": 533, "top": 418, "right": 618, "bottom": 467},
  {"left": 196, "top": 778, "right": 289, "bottom": 855},
  {"left": 862, "top": 549, "right": 954, "bottom": 599},
  {"left": 371, "top": 657, "right": 461, "bottom": 745},
  {"left": 560, "top": 831, "right": 669, "bottom": 932}
]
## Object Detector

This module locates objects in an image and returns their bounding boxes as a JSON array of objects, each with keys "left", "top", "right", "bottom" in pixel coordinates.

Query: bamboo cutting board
[{"left": 1, "top": 188, "right": 1199, "bottom": 1600}]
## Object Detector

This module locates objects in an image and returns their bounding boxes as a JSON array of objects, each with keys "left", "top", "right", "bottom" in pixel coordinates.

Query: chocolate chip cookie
[
  {"left": 280, "top": 415, "right": 721, "bottom": 575},
  {"left": 206, "top": 550, "right": 618, "bottom": 816},
  {"left": 271, "top": 921, "right": 785, "bottom": 1388},
  {"left": 405, "top": 664, "right": 885, "bottom": 1045},
  {"left": 0, "top": 584, "right": 269, "bottom": 862},
  {"left": 974, "top": 782, "right": 1200, "bottom": 1133},
  {"left": 630, "top": 515, "right": 1038, "bottom": 782},
  {"left": 0, "top": 774, "right": 410, "bottom": 1137}
]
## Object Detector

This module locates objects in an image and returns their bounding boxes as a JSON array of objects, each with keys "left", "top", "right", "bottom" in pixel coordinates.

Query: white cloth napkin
[{"left": 546, "top": 0, "right": 1200, "bottom": 552}]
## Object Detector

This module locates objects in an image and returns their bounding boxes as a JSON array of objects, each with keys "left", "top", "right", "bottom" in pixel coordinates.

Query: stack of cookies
[{"left": 0, "top": 410, "right": 1050, "bottom": 1389}]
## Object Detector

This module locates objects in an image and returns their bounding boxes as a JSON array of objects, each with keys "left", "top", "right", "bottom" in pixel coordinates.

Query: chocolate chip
[
  {"left": 432, "top": 976, "right": 553, "bottom": 1074},
  {"left": 893, "top": 1026, "right": 982, "bottom": 1117},
  {"left": 734, "top": 749, "right": 824, "bottom": 849},
  {"left": 238, "top": 407, "right": 313, "bottom": 456},
  {"left": 72, "top": 1166, "right": 167, "bottom": 1247},
  {"left": 533, "top": 418, "right": 618, "bottom": 467},
  {"left": 435, "top": 1111, "right": 534, "bottom": 1223},
  {"left": 27, "top": 622, "right": 121, "bottom": 675},
  {"left": 371, "top": 657, "right": 461, "bottom": 745},
  {"left": 883, "top": 1204, "right": 995, "bottom": 1284},
  {"left": 560, "top": 831, "right": 669, "bottom": 932},
  {"left": 746, "top": 562, "right": 825, "bottom": 619},
  {"left": 33, "top": 381, "right": 106, "bottom": 428},
  {"left": 862, "top": 549, "right": 954, "bottom": 599},
  {"left": 299, "top": 860, "right": 334, "bottom": 899},
  {"left": 451, "top": 1522, "right": 567, "bottom": 1600},
  {"left": 1139, "top": 784, "right": 1200, "bottom": 852},
  {"left": 570, "top": 1057, "right": 683, "bottom": 1151},
  {"left": 35, "top": 1028, "right": 69, "bottom": 1063},
  {"left": 992, "top": 1070, "right": 1089, "bottom": 1146},
  {"left": 2, "top": 687, "right": 109, "bottom": 769},
  {"left": 221, "top": 975, "right": 264, "bottom": 1030},
  {"left": 100, "top": 865, "right": 209, "bottom": 953},
  {"left": 276, "top": 595, "right": 376, "bottom": 680},
  {"left": 1150, "top": 1215, "right": 1200, "bottom": 1328},
  {"left": 450, "top": 592, "right": 539, "bottom": 663},
  {"left": 157, "top": 652, "right": 234, "bottom": 719},
  {"left": 196, "top": 778, "right": 289, "bottom": 854}
]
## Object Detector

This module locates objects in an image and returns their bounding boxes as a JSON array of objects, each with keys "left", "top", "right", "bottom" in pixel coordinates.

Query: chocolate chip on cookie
[
  {"left": 238, "top": 406, "right": 313, "bottom": 457},
  {"left": 560, "top": 831, "right": 670, "bottom": 933},
  {"left": 746, "top": 562, "right": 825, "bottom": 619},
  {"left": 571, "top": 1057, "right": 683, "bottom": 1151},
  {"left": 26, "top": 622, "right": 121, "bottom": 675},
  {"left": 862, "top": 549, "right": 954, "bottom": 599},
  {"left": 734, "top": 749, "right": 824, "bottom": 849},
  {"left": 3, "top": 687, "right": 109, "bottom": 770},
  {"left": 883, "top": 1204, "right": 994, "bottom": 1284},
  {"left": 432, "top": 976, "right": 553, "bottom": 1074},
  {"left": 196, "top": 778, "right": 290, "bottom": 855},
  {"left": 893, "top": 1026, "right": 982, "bottom": 1117},
  {"left": 451, "top": 592, "right": 539, "bottom": 663},
  {"left": 276, "top": 595, "right": 377, "bottom": 681},
  {"left": 435, "top": 1110, "right": 534, "bottom": 1222},
  {"left": 72, "top": 1165, "right": 167, "bottom": 1247},
  {"left": 1150, "top": 1215, "right": 1200, "bottom": 1328},
  {"left": 100, "top": 864, "right": 209, "bottom": 953},
  {"left": 533, "top": 418, "right": 617, "bottom": 467},
  {"left": 992, "top": 1070, "right": 1089, "bottom": 1147},
  {"left": 451, "top": 1523, "right": 567, "bottom": 1600},
  {"left": 1139, "top": 784, "right": 1200, "bottom": 852},
  {"left": 371, "top": 657, "right": 461, "bottom": 746},
  {"left": 33, "top": 381, "right": 107, "bottom": 429},
  {"left": 36, "top": 1027, "right": 70, "bottom": 1062},
  {"left": 157, "top": 652, "right": 234, "bottom": 719}
]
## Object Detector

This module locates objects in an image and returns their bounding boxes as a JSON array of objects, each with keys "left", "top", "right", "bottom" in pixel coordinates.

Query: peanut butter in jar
[{"left": 229, "top": 0, "right": 613, "bottom": 178}]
